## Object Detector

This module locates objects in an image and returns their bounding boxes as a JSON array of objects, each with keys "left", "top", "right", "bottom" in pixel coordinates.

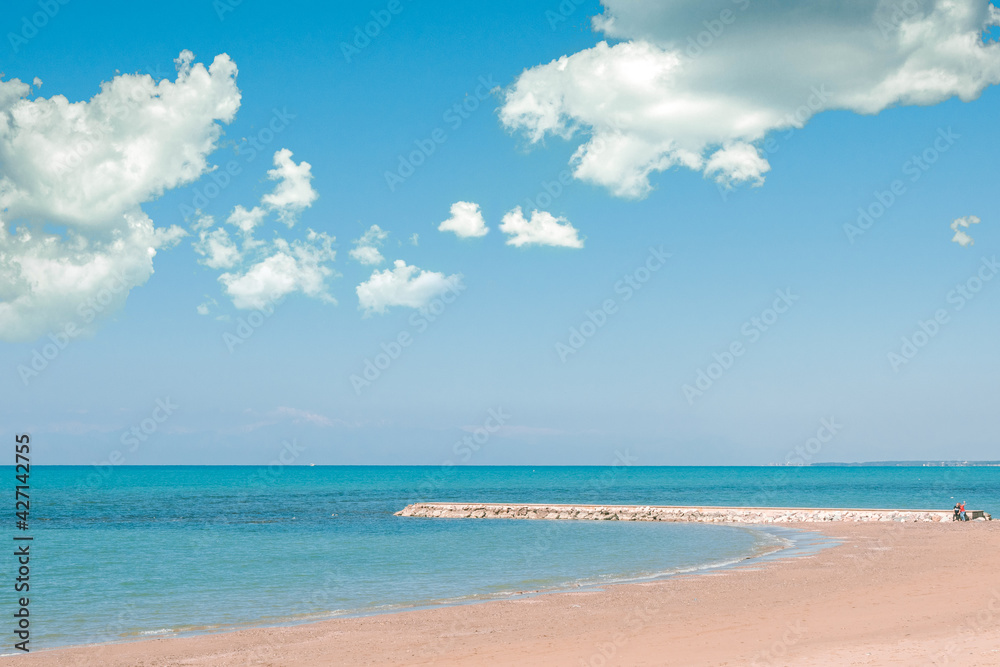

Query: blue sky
[{"left": 1, "top": 0, "right": 998, "bottom": 465}]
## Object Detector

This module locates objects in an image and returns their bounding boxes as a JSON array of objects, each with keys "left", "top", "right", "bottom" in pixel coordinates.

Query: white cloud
[
  {"left": 349, "top": 224, "right": 389, "bottom": 265},
  {"left": 227, "top": 205, "right": 266, "bottom": 234},
  {"left": 220, "top": 231, "right": 337, "bottom": 310},
  {"left": 950, "top": 215, "right": 981, "bottom": 247},
  {"left": 194, "top": 227, "right": 240, "bottom": 269},
  {"left": 273, "top": 406, "right": 339, "bottom": 428},
  {"left": 192, "top": 213, "right": 216, "bottom": 231},
  {"left": 0, "top": 50, "right": 240, "bottom": 341},
  {"left": 192, "top": 150, "right": 338, "bottom": 311},
  {"left": 196, "top": 295, "right": 218, "bottom": 316},
  {"left": 356, "top": 260, "right": 462, "bottom": 316},
  {"left": 438, "top": 201, "right": 489, "bottom": 238},
  {"left": 350, "top": 246, "right": 383, "bottom": 265},
  {"left": 409, "top": 233, "right": 419, "bottom": 246},
  {"left": 704, "top": 143, "right": 771, "bottom": 188},
  {"left": 261, "top": 148, "right": 318, "bottom": 226},
  {"left": 499, "top": 207, "right": 584, "bottom": 248},
  {"left": 500, "top": 1, "right": 1000, "bottom": 198},
  {"left": 234, "top": 406, "right": 352, "bottom": 433},
  {"left": 0, "top": 216, "right": 187, "bottom": 341}
]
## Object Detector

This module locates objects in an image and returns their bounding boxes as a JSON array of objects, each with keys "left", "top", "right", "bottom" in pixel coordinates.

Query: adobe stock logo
[
  {"left": 384, "top": 76, "right": 498, "bottom": 192},
  {"left": 544, "top": 0, "right": 586, "bottom": 30},
  {"left": 887, "top": 256, "right": 998, "bottom": 371},
  {"left": 555, "top": 246, "right": 671, "bottom": 362},
  {"left": 683, "top": 289, "right": 799, "bottom": 404},
  {"left": 7, "top": 0, "right": 71, "bottom": 54},
  {"left": 350, "top": 278, "right": 466, "bottom": 395},
  {"left": 17, "top": 269, "right": 136, "bottom": 386},
  {"left": 222, "top": 292, "right": 285, "bottom": 353},
  {"left": 340, "top": 0, "right": 408, "bottom": 63},
  {"left": 843, "top": 127, "right": 959, "bottom": 244}
]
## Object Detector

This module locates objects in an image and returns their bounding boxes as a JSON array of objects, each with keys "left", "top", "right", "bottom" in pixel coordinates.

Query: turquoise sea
[{"left": 3, "top": 465, "right": 997, "bottom": 651}]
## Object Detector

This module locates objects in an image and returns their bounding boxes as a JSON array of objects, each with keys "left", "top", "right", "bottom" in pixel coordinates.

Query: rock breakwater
[{"left": 395, "top": 503, "right": 976, "bottom": 523}]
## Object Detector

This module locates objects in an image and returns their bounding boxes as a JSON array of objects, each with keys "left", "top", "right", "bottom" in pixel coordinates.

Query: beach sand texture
[{"left": 5, "top": 522, "right": 998, "bottom": 666}]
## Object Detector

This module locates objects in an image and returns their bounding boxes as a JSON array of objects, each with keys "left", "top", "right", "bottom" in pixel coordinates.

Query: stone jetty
[{"left": 396, "top": 503, "right": 991, "bottom": 523}]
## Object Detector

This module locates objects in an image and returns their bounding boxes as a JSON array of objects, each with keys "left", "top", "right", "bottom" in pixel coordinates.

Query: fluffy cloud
[
  {"left": 438, "top": 201, "right": 489, "bottom": 238},
  {"left": 950, "top": 215, "right": 981, "bottom": 247},
  {"left": 220, "top": 231, "right": 337, "bottom": 309},
  {"left": 227, "top": 205, "right": 266, "bottom": 234},
  {"left": 356, "top": 260, "right": 462, "bottom": 315},
  {"left": 500, "top": 207, "right": 584, "bottom": 248},
  {"left": 501, "top": 0, "right": 1000, "bottom": 198},
  {"left": 350, "top": 246, "right": 383, "bottom": 266},
  {"left": 194, "top": 227, "right": 240, "bottom": 269},
  {"left": 261, "top": 148, "right": 318, "bottom": 226},
  {"left": 349, "top": 224, "right": 389, "bottom": 265},
  {"left": 0, "top": 51, "right": 240, "bottom": 341},
  {"left": 192, "top": 150, "right": 337, "bottom": 310}
]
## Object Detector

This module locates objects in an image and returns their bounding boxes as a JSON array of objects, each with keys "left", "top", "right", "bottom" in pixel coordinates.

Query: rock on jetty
[{"left": 395, "top": 503, "right": 985, "bottom": 523}]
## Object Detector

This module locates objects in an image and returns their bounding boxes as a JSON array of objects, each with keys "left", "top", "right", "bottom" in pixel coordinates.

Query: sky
[{"left": 1, "top": 0, "right": 999, "bottom": 466}]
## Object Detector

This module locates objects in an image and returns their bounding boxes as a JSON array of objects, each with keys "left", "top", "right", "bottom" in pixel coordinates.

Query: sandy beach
[{"left": 7, "top": 521, "right": 999, "bottom": 666}]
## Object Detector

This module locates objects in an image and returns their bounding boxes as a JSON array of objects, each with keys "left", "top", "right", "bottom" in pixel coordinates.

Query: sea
[{"left": 3, "top": 465, "right": 996, "bottom": 651}]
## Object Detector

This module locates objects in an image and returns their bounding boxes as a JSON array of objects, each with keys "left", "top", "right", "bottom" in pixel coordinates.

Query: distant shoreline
[{"left": 806, "top": 461, "right": 1000, "bottom": 467}]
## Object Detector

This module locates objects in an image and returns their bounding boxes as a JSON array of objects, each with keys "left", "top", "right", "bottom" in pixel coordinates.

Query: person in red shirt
[{"left": 959, "top": 502, "right": 967, "bottom": 521}]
